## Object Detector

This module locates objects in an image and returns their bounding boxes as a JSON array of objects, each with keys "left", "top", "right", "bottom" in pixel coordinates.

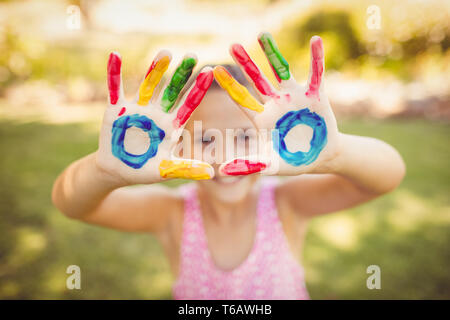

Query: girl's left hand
[{"left": 214, "top": 33, "right": 341, "bottom": 176}]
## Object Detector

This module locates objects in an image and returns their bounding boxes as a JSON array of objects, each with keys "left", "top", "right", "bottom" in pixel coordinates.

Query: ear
[
  {"left": 107, "top": 52, "right": 123, "bottom": 105},
  {"left": 305, "top": 36, "right": 324, "bottom": 100}
]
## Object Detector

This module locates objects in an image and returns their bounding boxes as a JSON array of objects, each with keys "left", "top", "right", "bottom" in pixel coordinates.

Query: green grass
[
  {"left": 0, "top": 116, "right": 448, "bottom": 299},
  {"left": 305, "top": 118, "right": 450, "bottom": 299}
]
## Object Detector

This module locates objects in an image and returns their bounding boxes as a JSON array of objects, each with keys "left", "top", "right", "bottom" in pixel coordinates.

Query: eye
[
  {"left": 237, "top": 132, "right": 256, "bottom": 144},
  {"left": 236, "top": 133, "right": 248, "bottom": 141},
  {"left": 199, "top": 136, "right": 214, "bottom": 145}
]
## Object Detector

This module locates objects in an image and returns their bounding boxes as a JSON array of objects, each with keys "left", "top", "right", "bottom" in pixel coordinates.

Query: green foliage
[
  {"left": 279, "top": 7, "right": 450, "bottom": 81},
  {"left": 0, "top": 26, "right": 155, "bottom": 95},
  {"left": 288, "top": 11, "right": 365, "bottom": 70},
  {"left": 1, "top": 2, "right": 449, "bottom": 95}
]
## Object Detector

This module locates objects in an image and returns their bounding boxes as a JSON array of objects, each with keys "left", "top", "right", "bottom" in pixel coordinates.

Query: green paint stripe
[
  {"left": 161, "top": 57, "right": 197, "bottom": 112},
  {"left": 258, "top": 33, "right": 290, "bottom": 81}
]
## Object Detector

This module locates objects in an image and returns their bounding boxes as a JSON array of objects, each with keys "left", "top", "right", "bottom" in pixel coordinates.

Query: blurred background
[{"left": 0, "top": 0, "right": 449, "bottom": 299}]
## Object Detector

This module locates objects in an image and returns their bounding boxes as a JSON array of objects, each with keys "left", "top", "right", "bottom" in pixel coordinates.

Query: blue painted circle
[
  {"left": 111, "top": 114, "right": 165, "bottom": 169},
  {"left": 272, "top": 108, "right": 327, "bottom": 166}
]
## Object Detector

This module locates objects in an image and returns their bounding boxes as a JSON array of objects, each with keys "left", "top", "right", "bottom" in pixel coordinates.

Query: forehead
[{"left": 185, "top": 89, "right": 254, "bottom": 131}]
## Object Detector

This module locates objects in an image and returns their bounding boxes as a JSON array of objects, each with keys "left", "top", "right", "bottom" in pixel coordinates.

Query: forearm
[
  {"left": 318, "top": 133, "right": 406, "bottom": 195},
  {"left": 51, "top": 152, "right": 128, "bottom": 219}
]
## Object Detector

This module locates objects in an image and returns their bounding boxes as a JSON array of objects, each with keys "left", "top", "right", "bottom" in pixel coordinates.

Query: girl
[{"left": 52, "top": 33, "right": 405, "bottom": 299}]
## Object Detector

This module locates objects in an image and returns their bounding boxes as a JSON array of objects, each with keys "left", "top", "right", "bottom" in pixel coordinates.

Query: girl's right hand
[{"left": 96, "top": 50, "right": 215, "bottom": 185}]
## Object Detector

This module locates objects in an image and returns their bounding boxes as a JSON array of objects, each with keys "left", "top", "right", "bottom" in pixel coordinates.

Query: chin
[{"left": 198, "top": 175, "right": 258, "bottom": 203}]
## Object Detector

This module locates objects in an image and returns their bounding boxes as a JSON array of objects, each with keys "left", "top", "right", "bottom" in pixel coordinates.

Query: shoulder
[
  {"left": 274, "top": 175, "right": 316, "bottom": 218},
  {"left": 270, "top": 178, "right": 309, "bottom": 257},
  {"left": 256, "top": 177, "right": 298, "bottom": 221}
]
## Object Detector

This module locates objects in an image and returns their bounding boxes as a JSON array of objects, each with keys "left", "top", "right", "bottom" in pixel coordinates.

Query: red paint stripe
[
  {"left": 222, "top": 159, "right": 267, "bottom": 176},
  {"left": 173, "top": 70, "right": 213, "bottom": 127},
  {"left": 173, "top": 70, "right": 214, "bottom": 128},
  {"left": 305, "top": 37, "right": 324, "bottom": 99},
  {"left": 107, "top": 53, "right": 122, "bottom": 105},
  {"left": 231, "top": 44, "right": 276, "bottom": 97},
  {"left": 258, "top": 38, "right": 281, "bottom": 83},
  {"left": 145, "top": 59, "right": 157, "bottom": 79},
  {"left": 118, "top": 107, "right": 126, "bottom": 116}
]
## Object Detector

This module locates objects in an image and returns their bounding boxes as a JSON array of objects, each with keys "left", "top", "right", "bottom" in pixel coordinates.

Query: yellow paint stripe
[
  {"left": 213, "top": 66, "right": 264, "bottom": 113},
  {"left": 137, "top": 56, "right": 170, "bottom": 106},
  {"left": 159, "top": 160, "right": 213, "bottom": 180}
]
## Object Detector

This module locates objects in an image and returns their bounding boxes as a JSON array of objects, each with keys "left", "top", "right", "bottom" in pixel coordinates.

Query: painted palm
[
  {"left": 214, "top": 33, "right": 340, "bottom": 176},
  {"left": 96, "top": 50, "right": 215, "bottom": 184}
]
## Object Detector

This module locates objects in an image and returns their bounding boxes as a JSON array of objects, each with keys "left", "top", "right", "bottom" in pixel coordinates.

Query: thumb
[{"left": 159, "top": 159, "right": 214, "bottom": 180}]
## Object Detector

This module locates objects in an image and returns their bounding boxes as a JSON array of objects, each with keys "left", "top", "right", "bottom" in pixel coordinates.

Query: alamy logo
[
  {"left": 66, "top": 265, "right": 81, "bottom": 290},
  {"left": 366, "top": 5, "right": 381, "bottom": 30},
  {"left": 66, "top": 5, "right": 82, "bottom": 30},
  {"left": 366, "top": 265, "right": 381, "bottom": 289}
]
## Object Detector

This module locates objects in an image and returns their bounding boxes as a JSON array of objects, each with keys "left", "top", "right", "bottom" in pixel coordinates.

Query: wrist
[
  {"left": 92, "top": 152, "right": 130, "bottom": 188},
  {"left": 310, "top": 132, "right": 345, "bottom": 174},
  {"left": 326, "top": 132, "right": 346, "bottom": 174}
]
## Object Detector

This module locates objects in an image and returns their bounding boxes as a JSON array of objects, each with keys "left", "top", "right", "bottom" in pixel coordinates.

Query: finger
[
  {"left": 137, "top": 50, "right": 171, "bottom": 106},
  {"left": 172, "top": 67, "right": 214, "bottom": 129},
  {"left": 305, "top": 36, "right": 324, "bottom": 100},
  {"left": 230, "top": 44, "right": 277, "bottom": 101},
  {"left": 160, "top": 54, "right": 197, "bottom": 112},
  {"left": 159, "top": 159, "right": 214, "bottom": 180},
  {"left": 213, "top": 66, "right": 264, "bottom": 113},
  {"left": 107, "top": 52, "right": 124, "bottom": 105},
  {"left": 219, "top": 157, "right": 268, "bottom": 176},
  {"left": 257, "top": 32, "right": 291, "bottom": 84}
]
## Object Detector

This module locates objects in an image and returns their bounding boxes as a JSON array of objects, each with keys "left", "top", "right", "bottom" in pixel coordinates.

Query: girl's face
[{"left": 181, "top": 89, "right": 259, "bottom": 203}]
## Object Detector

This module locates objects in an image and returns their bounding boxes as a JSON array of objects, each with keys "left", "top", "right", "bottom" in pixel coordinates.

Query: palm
[
  {"left": 97, "top": 51, "right": 214, "bottom": 184},
  {"left": 214, "top": 33, "right": 339, "bottom": 176}
]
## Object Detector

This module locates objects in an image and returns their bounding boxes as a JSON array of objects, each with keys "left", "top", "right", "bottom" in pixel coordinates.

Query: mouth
[{"left": 212, "top": 175, "right": 244, "bottom": 185}]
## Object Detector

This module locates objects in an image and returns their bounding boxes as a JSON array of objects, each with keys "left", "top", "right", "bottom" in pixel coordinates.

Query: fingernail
[{"left": 159, "top": 160, "right": 213, "bottom": 180}]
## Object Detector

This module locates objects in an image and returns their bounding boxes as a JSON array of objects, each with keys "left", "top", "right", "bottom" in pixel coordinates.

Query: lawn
[{"left": 0, "top": 113, "right": 448, "bottom": 299}]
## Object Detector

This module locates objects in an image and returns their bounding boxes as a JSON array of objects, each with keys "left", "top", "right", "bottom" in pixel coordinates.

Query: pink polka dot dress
[{"left": 173, "top": 179, "right": 310, "bottom": 300}]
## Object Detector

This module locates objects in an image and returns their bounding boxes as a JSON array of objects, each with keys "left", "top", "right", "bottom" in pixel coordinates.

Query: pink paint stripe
[
  {"left": 173, "top": 70, "right": 214, "bottom": 128},
  {"left": 107, "top": 52, "right": 122, "bottom": 105},
  {"left": 231, "top": 44, "right": 276, "bottom": 97},
  {"left": 305, "top": 37, "right": 324, "bottom": 99}
]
